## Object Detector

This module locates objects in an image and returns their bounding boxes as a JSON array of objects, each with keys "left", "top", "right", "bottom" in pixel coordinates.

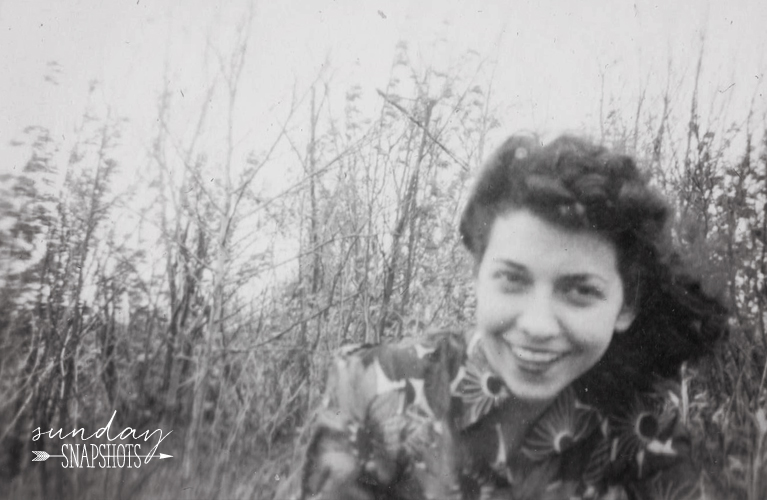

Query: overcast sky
[{"left": 1, "top": 0, "right": 765, "bottom": 178}]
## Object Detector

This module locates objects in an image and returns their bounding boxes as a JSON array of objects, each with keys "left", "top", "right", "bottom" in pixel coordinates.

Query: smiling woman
[
  {"left": 475, "top": 209, "right": 635, "bottom": 405},
  {"left": 279, "top": 135, "right": 728, "bottom": 500}
]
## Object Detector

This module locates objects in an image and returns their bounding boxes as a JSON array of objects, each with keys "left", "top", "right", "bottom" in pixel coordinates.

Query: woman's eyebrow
[
  {"left": 559, "top": 273, "right": 608, "bottom": 286},
  {"left": 492, "top": 258, "right": 527, "bottom": 271}
]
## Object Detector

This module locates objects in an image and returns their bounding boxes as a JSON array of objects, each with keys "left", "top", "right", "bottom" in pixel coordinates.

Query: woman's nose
[{"left": 516, "top": 290, "right": 560, "bottom": 340}]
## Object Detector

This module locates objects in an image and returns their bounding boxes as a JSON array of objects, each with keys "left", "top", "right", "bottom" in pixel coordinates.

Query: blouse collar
[{"left": 452, "top": 331, "right": 603, "bottom": 461}]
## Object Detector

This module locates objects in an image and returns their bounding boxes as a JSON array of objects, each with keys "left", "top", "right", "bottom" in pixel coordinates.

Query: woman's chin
[
  {"left": 504, "top": 379, "right": 562, "bottom": 403},
  {"left": 498, "top": 359, "right": 573, "bottom": 403}
]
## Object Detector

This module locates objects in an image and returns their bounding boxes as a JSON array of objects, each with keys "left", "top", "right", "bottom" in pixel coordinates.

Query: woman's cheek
[
  {"left": 566, "top": 310, "right": 613, "bottom": 339},
  {"left": 478, "top": 300, "right": 516, "bottom": 334}
]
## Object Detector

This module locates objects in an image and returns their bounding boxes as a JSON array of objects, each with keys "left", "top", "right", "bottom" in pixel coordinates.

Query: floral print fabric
[{"left": 293, "top": 330, "right": 700, "bottom": 500}]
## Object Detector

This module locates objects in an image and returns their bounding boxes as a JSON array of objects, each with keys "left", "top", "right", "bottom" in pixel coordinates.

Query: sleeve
[
  {"left": 281, "top": 332, "right": 468, "bottom": 500},
  {"left": 294, "top": 344, "right": 393, "bottom": 500}
]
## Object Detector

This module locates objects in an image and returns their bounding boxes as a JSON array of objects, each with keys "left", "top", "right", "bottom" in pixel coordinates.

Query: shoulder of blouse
[
  {"left": 600, "top": 378, "right": 701, "bottom": 496},
  {"left": 323, "top": 329, "right": 468, "bottom": 420},
  {"left": 547, "top": 377, "right": 702, "bottom": 499}
]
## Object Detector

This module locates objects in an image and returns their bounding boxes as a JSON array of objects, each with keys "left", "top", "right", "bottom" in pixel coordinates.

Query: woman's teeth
[{"left": 510, "top": 345, "right": 563, "bottom": 363}]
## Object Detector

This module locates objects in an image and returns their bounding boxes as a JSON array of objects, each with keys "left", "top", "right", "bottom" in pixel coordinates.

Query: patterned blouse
[{"left": 287, "top": 330, "right": 700, "bottom": 500}]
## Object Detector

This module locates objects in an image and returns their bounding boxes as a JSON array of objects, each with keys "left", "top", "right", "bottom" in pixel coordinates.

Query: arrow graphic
[
  {"left": 32, "top": 451, "right": 64, "bottom": 461},
  {"left": 32, "top": 451, "right": 173, "bottom": 462}
]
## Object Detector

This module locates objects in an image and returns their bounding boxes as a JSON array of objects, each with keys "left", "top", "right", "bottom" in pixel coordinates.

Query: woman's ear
[{"left": 614, "top": 304, "right": 636, "bottom": 333}]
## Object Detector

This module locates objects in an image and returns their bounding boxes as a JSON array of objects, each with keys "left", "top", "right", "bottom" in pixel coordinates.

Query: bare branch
[{"left": 376, "top": 89, "right": 470, "bottom": 170}]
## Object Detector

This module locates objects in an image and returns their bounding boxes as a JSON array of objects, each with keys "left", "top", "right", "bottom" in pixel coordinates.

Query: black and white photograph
[{"left": 1, "top": 1, "right": 766, "bottom": 498}]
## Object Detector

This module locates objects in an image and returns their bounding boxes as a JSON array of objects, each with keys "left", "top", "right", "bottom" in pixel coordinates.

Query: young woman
[{"left": 285, "top": 135, "right": 727, "bottom": 500}]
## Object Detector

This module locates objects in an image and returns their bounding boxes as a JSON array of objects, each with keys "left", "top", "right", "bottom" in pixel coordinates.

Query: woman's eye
[
  {"left": 562, "top": 283, "right": 604, "bottom": 305},
  {"left": 496, "top": 270, "right": 529, "bottom": 291}
]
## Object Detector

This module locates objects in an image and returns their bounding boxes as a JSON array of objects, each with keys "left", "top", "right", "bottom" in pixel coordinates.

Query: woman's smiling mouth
[
  {"left": 511, "top": 345, "right": 564, "bottom": 362},
  {"left": 507, "top": 344, "right": 569, "bottom": 372},
  {"left": 500, "top": 331, "right": 569, "bottom": 365}
]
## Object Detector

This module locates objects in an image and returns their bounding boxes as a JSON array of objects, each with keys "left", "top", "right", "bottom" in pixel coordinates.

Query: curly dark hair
[{"left": 459, "top": 134, "right": 728, "bottom": 411}]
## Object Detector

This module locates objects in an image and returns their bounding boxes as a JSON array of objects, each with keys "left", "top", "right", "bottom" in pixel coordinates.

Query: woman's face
[{"left": 475, "top": 209, "right": 635, "bottom": 403}]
